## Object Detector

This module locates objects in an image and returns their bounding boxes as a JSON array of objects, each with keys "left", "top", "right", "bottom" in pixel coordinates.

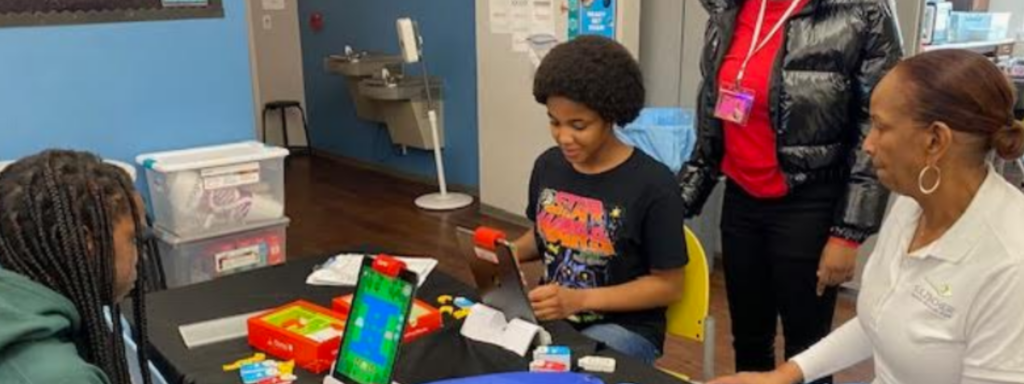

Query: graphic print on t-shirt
[{"left": 536, "top": 188, "right": 623, "bottom": 296}]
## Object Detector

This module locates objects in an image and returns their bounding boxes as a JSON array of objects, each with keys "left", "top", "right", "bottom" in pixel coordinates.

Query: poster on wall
[
  {"left": 566, "top": 0, "right": 581, "bottom": 40},
  {"left": 578, "top": 0, "right": 615, "bottom": 39}
]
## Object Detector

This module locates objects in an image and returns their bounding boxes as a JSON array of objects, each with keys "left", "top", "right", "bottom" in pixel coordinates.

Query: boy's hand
[{"left": 528, "top": 284, "right": 586, "bottom": 321}]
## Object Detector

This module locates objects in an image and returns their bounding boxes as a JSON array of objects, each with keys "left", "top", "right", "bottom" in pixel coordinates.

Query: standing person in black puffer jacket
[{"left": 679, "top": 0, "right": 902, "bottom": 382}]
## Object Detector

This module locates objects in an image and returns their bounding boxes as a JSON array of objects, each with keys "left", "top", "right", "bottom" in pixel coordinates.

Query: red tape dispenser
[
  {"left": 371, "top": 254, "right": 407, "bottom": 277},
  {"left": 474, "top": 227, "right": 506, "bottom": 251},
  {"left": 471, "top": 227, "right": 507, "bottom": 264}
]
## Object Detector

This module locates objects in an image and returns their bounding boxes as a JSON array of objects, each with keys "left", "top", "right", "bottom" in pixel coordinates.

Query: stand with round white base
[{"left": 415, "top": 192, "right": 474, "bottom": 211}]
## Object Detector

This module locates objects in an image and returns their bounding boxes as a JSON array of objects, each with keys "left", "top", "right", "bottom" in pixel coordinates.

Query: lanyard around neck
[{"left": 735, "top": 0, "right": 802, "bottom": 87}]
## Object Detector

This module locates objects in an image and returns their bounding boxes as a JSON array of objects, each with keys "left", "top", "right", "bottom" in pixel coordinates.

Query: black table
[{"left": 143, "top": 255, "right": 687, "bottom": 384}]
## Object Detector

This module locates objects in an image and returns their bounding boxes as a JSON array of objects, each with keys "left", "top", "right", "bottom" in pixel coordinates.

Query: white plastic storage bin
[
  {"left": 155, "top": 218, "right": 289, "bottom": 288},
  {"left": 136, "top": 141, "right": 289, "bottom": 236}
]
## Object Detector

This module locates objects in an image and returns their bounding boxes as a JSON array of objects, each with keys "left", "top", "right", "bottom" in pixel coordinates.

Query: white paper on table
[
  {"left": 460, "top": 304, "right": 541, "bottom": 357},
  {"left": 489, "top": 0, "right": 511, "bottom": 34},
  {"left": 306, "top": 254, "right": 438, "bottom": 288},
  {"left": 502, "top": 318, "right": 542, "bottom": 356}
]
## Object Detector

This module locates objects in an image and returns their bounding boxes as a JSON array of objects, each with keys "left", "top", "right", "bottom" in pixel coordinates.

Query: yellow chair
[{"left": 660, "top": 227, "right": 716, "bottom": 382}]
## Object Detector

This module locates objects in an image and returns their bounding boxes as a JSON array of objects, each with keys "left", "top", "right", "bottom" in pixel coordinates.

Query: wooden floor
[{"left": 284, "top": 155, "right": 873, "bottom": 382}]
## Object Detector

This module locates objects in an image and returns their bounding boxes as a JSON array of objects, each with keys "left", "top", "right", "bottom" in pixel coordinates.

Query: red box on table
[{"left": 247, "top": 300, "right": 347, "bottom": 374}]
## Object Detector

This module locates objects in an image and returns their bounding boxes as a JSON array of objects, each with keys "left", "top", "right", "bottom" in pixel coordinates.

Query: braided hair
[{"left": 0, "top": 150, "right": 153, "bottom": 384}]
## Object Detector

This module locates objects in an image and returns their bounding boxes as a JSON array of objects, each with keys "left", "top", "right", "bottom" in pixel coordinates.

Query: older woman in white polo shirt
[{"left": 711, "top": 49, "right": 1024, "bottom": 384}]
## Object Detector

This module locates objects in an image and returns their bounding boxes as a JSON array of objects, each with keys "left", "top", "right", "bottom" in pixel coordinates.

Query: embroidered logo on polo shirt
[
  {"left": 925, "top": 276, "right": 953, "bottom": 297},
  {"left": 912, "top": 284, "right": 956, "bottom": 319}
]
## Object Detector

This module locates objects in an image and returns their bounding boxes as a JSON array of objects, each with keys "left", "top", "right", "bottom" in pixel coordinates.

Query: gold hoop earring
[{"left": 918, "top": 164, "right": 942, "bottom": 195}]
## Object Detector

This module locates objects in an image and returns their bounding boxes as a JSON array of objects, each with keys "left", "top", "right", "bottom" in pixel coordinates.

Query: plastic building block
[
  {"left": 223, "top": 353, "right": 267, "bottom": 371},
  {"left": 578, "top": 356, "right": 616, "bottom": 373}
]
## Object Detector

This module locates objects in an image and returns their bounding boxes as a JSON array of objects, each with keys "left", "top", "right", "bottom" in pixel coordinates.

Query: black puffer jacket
[{"left": 679, "top": 0, "right": 902, "bottom": 243}]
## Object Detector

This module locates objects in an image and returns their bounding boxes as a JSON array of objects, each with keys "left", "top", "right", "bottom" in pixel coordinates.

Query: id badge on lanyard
[
  {"left": 714, "top": 0, "right": 802, "bottom": 126},
  {"left": 714, "top": 85, "right": 756, "bottom": 126}
]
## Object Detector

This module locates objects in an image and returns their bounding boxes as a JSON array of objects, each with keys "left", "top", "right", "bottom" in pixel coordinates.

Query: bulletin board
[{"left": 0, "top": 0, "right": 223, "bottom": 28}]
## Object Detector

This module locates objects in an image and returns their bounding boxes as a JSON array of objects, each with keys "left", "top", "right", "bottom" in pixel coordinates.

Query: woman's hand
[
  {"left": 528, "top": 284, "right": 586, "bottom": 321},
  {"left": 708, "top": 372, "right": 791, "bottom": 384},
  {"left": 817, "top": 241, "right": 859, "bottom": 296},
  {"left": 709, "top": 362, "right": 804, "bottom": 384}
]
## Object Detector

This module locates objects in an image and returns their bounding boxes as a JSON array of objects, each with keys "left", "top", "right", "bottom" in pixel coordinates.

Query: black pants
[{"left": 721, "top": 180, "right": 842, "bottom": 384}]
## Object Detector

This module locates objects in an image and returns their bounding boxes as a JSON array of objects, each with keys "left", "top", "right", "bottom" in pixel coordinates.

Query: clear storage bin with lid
[{"left": 136, "top": 141, "right": 289, "bottom": 236}]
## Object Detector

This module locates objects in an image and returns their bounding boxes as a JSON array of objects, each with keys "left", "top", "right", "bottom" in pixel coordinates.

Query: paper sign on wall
[
  {"left": 529, "top": 0, "right": 556, "bottom": 35},
  {"left": 510, "top": 0, "right": 531, "bottom": 52},
  {"left": 262, "top": 0, "right": 285, "bottom": 11},
  {"left": 526, "top": 34, "right": 559, "bottom": 68},
  {"left": 490, "top": 0, "right": 511, "bottom": 34},
  {"left": 525, "top": 1, "right": 559, "bottom": 68}
]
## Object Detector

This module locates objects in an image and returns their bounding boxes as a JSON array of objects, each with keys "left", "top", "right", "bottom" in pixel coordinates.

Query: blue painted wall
[
  {"left": 0, "top": 0, "right": 255, "bottom": 167},
  {"left": 299, "top": 0, "right": 479, "bottom": 187}
]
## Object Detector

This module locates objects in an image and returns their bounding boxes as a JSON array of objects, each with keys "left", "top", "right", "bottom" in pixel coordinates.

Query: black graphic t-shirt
[{"left": 526, "top": 147, "right": 689, "bottom": 350}]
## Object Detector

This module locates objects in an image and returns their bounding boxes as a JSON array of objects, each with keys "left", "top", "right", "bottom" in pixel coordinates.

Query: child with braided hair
[{"left": 0, "top": 150, "right": 154, "bottom": 384}]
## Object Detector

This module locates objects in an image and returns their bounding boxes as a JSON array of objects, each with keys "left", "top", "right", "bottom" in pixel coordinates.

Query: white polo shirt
[{"left": 793, "top": 168, "right": 1024, "bottom": 383}]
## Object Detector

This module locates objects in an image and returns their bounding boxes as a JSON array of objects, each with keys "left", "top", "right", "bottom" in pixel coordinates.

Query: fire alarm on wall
[{"left": 309, "top": 12, "right": 324, "bottom": 32}]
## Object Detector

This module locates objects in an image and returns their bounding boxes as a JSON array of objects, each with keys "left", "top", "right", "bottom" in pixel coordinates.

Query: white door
[{"left": 245, "top": 0, "right": 308, "bottom": 148}]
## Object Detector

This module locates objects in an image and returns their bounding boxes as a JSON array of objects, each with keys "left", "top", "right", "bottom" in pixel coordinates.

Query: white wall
[
  {"left": 989, "top": 0, "right": 1024, "bottom": 55},
  {"left": 477, "top": 1, "right": 642, "bottom": 218},
  {"left": 679, "top": 1, "right": 710, "bottom": 108},
  {"left": 990, "top": 0, "right": 1024, "bottom": 30},
  {"left": 247, "top": 0, "right": 308, "bottom": 147},
  {"left": 639, "top": 0, "right": 684, "bottom": 106}
]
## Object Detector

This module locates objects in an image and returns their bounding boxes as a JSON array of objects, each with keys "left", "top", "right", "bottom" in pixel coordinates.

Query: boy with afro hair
[{"left": 513, "top": 35, "right": 689, "bottom": 364}]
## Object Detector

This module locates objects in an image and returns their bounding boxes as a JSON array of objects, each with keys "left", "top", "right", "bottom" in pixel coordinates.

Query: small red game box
[
  {"left": 332, "top": 294, "right": 443, "bottom": 343},
  {"left": 247, "top": 300, "right": 347, "bottom": 374}
]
